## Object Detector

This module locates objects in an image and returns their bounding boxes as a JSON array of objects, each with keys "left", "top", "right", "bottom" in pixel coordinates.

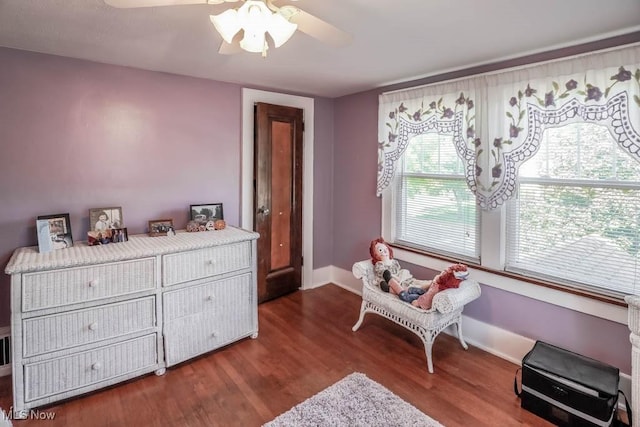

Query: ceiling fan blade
[
  {"left": 104, "top": 0, "right": 238, "bottom": 8},
  {"left": 279, "top": 6, "right": 351, "bottom": 47}
]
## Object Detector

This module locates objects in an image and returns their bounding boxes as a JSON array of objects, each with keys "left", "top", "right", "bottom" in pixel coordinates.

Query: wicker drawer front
[
  {"left": 163, "top": 273, "right": 252, "bottom": 322},
  {"left": 164, "top": 307, "right": 254, "bottom": 366},
  {"left": 23, "top": 297, "right": 156, "bottom": 357},
  {"left": 24, "top": 334, "right": 157, "bottom": 402},
  {"left": 22, "top": 258, "right": 156, "bottom": 312},
  {"left": 162, "top": 242, "right": 251, "bottom": 286}
]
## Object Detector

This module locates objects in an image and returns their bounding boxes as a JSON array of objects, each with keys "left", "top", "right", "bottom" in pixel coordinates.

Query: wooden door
[{"left": 254, "top": 102, "right": 304, "bottom": 303}]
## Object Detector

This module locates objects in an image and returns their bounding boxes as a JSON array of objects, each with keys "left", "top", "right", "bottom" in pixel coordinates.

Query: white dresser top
[{"left": 5, "top": 226, "right": 260, "bottom": 274}]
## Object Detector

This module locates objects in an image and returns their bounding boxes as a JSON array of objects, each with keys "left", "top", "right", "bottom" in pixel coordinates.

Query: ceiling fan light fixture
[
  {"left": 238, "top": 1, "right": 270, "bottom": 31},
  {"left": 210, "top": 0, "right": 298, "bottom": 56},
  {"left": 268, "top": 12, "right": 297, "bottom": 48},
  {"left": 210, "top": 9, "right": 241, "bottom": 44},
  {"left": 240, "top": 29, "right": 267, "bottom": 54}
]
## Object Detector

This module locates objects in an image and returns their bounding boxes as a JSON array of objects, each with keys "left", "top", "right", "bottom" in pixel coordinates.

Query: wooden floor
[{"left": 0, "top": 284, "right": 555, "bottom": 426}]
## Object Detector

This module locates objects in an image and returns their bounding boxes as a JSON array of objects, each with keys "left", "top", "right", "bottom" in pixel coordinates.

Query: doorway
[{"left": 241, "top": 89, "right": 314, "bottom": 295}]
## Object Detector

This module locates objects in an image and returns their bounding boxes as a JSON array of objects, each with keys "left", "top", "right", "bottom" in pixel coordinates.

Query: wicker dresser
[{"left": 4, "top": 227, "right": 259, "bottom": 418}]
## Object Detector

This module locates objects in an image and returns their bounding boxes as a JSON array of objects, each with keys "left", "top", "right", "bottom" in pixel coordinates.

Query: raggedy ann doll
[{"left": 369, "top": 237, "right": 431, "bottom": 304}]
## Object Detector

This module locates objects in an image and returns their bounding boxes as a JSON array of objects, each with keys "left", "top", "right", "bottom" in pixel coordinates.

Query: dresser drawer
[
  {"left": 23, "top": 297, "right": 156, "bottom": 357},
  {"left": 164, "top": 309, "right": 255, "bottom": 366},
  {"left": 24, "top": 334, "right": 157, "bottom": 402},
  {"left": 22, "top": 258, "right": 156, "bottom": 312},
  {"left": 162, "top": 242, "right": 251, "bottom": 286},
  {"left": 163, "top": 273, "right": 252, "bottom": 322}
]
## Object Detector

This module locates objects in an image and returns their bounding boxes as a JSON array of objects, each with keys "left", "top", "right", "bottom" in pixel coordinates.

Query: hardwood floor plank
[{"left": 0, "top": 285, "right": 557, "bottom": 426}]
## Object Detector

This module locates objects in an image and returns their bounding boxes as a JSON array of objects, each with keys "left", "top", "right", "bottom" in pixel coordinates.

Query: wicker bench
[{"left": 351, "top": 260, "right": 481, "bottom": 373}]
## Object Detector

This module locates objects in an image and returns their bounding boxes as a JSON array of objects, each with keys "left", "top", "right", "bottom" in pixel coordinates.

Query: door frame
[{"left": 241, "top": 88, "right": 314, "bottom": 290}]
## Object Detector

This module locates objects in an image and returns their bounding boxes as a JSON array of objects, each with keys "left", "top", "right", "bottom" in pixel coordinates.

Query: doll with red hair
[
  {"left": 412, "top": 263, "right": 469, "bottom": 310},
  {"left": 369, "top": 237, "right": 431, "bottom": 303}
]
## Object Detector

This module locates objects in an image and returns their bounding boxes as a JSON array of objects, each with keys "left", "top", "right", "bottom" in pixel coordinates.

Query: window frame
[
  {"left": 378, "top": 36, "right": 639, "bottom": 325},
  {"left": 382, "top": 121, "right": 635, "bottom": 315},
  {"left": 392, "top": 170, "right": 481, "bottom": 264},
  {"left": 505, "top": 177, "right": 640, "bottom": 296},
  {"left": 381, "top": 179, "right": 627, "bottom": 325}
]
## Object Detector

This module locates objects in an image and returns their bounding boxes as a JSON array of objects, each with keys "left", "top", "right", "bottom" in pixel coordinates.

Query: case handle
[
  {"left": 513, "top": 368, "right": 522, "bottom": 397},
  {"left": 617, "top": 390, "right": 632, "bottom": 427}
]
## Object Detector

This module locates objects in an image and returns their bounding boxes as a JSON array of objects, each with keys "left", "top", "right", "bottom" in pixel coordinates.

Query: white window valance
[
  {"left": 378, "top": 78, "right": 481, "bottom": 198},
  {"left": 378, "top": 44, "right": 640, "bottom": 210}
]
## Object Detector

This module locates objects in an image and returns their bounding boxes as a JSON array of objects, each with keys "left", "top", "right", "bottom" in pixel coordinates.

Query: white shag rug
[
  {"left": 0, "top": 410, "right": 11, "bottom": 427},
  {"left": 263, "top": 373, "right": 443, "bottom": 427}
]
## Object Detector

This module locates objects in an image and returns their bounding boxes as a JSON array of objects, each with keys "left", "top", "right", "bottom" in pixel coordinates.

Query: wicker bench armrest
[
  {"left": 352, "top": 260, "right": 372, "bottom": 280},
  {"left": 432, "top": 280, "right": 481, "bottom": 314}
]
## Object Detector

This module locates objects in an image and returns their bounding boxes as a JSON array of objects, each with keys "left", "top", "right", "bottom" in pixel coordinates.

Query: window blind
[
  {"left": 505, "top": 124, "right": 640, "bottom": 296},
  {"left": 393, "top": 134, "right": 480, "bottom": 262}
]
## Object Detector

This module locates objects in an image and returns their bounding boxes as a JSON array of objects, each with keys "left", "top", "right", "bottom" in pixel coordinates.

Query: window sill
[{"left": 390, "top": 243, "right": 628, "bottom": 325}]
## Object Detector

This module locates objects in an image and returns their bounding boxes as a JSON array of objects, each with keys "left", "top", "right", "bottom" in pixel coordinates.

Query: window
[
  {"left": 506, "top": 123, "right": 640, "bottom": 296},
  {"left": 379, "top": 44, "right": 640, "bottom": 299},
  {"left": 393, "top": 133, "right": 479, "bottom": 262}
]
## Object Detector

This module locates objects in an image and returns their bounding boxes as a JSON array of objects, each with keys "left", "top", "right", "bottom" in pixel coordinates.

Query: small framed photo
[
  {"left": 89, "top": 207, "right": 124, "bottom": 231},
  {"left": 87, "top": 230, "right": 108, "bottom": 246},
  {"left": 110, "top": 228, "right": 128, "bottom": 243},
  {"left": 36, "top": 220, "right": 53, "bottom": 253},
  {"left": 148, "top": 219, "right": 174, "bottom": 237},
  {"left": 37, "top": 213, "right": 73, "bottom": 251},
  {"left": 87, "top": 228, "right": 128, "bottom": 246},
  {"left": 190, "top": 203, "right": 224, "bottom": 226}
]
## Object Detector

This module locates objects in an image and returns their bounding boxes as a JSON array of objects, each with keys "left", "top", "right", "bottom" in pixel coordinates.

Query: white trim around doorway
[{"left": 241, "top": 88, "right": 314, "bottom": 290}]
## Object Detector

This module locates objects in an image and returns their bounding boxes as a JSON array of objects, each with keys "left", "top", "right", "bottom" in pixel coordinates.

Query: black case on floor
[{"left": 517, "top": 341, "right": 620, "bottom": 427}]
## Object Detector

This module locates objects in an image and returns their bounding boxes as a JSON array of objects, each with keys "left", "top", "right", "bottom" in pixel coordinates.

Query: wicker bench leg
[
  {"left": 455, "top": 318, "right": 469, "bottom": 350},
  {"left": 352, "top": 300, "right": 368, "bottom": 332},
  {"left": 424, "top": 339, "right": 435, "bottom": 374}
]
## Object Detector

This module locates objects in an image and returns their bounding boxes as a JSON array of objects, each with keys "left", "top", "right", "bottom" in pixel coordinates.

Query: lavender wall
[
  {"left": 312, "top": 97, "right": 335, "bottom": 268},
  {"left": 0, "top": 47, "right": 335, "bottom": 326},
  {"left": 332, "top": 90, "right": 632, "bottom": 374},
  {"left": 332, "top": 90, "right": 381, "bottom": 264},
  {"left": 465, "top": 284, "right": 630, "bottom": 370}
]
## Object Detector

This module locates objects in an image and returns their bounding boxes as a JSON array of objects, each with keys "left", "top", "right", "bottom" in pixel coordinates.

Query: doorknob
[{"left": 257, "top": 206, "right": 270, "bottom": 216}]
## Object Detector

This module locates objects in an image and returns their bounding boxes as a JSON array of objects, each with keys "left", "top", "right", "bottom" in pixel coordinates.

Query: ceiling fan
[{"left": 103, "top": 0, "right": 352, "bottom": 57}]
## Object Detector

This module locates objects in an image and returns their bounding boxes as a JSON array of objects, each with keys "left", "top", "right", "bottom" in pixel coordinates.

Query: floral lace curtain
[
  {"left": 377, "top": 80, "right": 480, "bottom": 197},
  {"left": 377, "top": 44, "right": 640, "bottom": 210}
]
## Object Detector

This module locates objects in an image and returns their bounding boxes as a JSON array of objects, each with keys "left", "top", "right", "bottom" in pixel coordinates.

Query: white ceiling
[{"left": 1, "top": 0, "right": 639, "bottom": 98}]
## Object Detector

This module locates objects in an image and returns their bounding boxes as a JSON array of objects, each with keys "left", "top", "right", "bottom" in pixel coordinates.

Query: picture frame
[
  {"left": 37, "top": 213, "right": 73, "bottom": 251},
  {"left": 87, "top": 228, "right": 128, "bottom": 246},
  {"left": 36, "top": 220, "right": 53, "bottom": 253},
  {"left": 110, "top": 228, "right": 128, "bottom": 243},
  {"left": 190, "top": 203, "right": 224, "bottom": 225},
  {"left": 89, "top": 207, "right": 124, "bottom": 231},
  {"left": 148, "top": 219, "right": 174, "bottom": 237}
]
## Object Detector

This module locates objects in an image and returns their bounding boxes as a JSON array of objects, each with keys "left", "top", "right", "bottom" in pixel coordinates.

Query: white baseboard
[
  {"left": 321, "top": 265, "right": 632, "bottom": 406},
  {"left": 310, "top": 265, "right": 332, "bottom": 289}
]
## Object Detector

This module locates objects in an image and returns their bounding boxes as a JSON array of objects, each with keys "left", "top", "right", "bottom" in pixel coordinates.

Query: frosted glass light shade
[
  {"left": 240, "top": 30, "right": 267, "bottom": 53},
  {"left": 268, "top": 12, "right": 297, "bottom": 48},
  {"left": 210, "top": 9, "right": 241, "bottom": 44}
]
